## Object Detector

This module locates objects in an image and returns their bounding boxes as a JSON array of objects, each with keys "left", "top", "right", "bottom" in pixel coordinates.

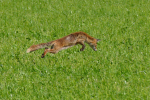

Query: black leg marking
[
  {"left": 51, "top": 44, "right": 54, "bottom": 49},
  {"left": 45, "top": 47, "right": 48, "bottom": 49},
  {"left": 41, "top": 53, "right": 45, "bottom": 58}
]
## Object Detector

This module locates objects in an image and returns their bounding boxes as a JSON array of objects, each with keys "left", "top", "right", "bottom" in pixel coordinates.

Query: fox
[{"left": 27, "top": 31, "right": 100, "bottom": 58}]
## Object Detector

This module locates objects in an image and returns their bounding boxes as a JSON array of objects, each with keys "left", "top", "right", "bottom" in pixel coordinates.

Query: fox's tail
[{"left": 27, "top": 41, "right": 53, "bottom": 53}]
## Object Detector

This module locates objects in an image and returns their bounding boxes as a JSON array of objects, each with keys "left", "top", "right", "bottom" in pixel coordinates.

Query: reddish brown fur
[{"left": 27, "top": 31, "right": 100, "bottom": 58}]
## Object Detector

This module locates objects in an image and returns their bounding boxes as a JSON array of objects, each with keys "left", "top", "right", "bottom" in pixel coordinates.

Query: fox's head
[{"left": 88, "top": 39, "right": 101, "bottom": 51}]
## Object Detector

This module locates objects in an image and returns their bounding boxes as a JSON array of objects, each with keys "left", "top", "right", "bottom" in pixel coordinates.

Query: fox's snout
[
  {"left": 93, "top": 46, "right": 97, "bottom": 51},
  {"left": 94, "top": 48, "right": 97, "bottom": 51}
]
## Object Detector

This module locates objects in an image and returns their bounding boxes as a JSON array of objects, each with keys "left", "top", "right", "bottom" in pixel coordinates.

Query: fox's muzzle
[{"left": 94, "top": 49, "right": 97, "bottom": 51}]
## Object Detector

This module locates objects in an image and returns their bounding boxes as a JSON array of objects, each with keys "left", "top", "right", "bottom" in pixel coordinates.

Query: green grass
[{"left": 0, "top": 0, "right": 150, "bottom": 99}]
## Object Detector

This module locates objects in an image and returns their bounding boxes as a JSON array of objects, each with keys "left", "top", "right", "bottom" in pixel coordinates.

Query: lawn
[{"left": 0, "top": 0, "right": 150, "bottom": 99}]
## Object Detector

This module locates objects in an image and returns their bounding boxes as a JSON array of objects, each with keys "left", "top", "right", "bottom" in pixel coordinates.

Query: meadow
[{"left": 0, "top": 0, "right": 150, "bottom": 99}]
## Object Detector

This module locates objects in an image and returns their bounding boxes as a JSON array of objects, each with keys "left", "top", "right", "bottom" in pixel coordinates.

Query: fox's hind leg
[
  {"left": 41, "top": 47, "right": 48, "bottom": 58},
  {"left": 41, "top": 44, "right": 56, "bottom": 58},
  {"left": 41, "top": 47, "right": 58, "bottom": 58}
]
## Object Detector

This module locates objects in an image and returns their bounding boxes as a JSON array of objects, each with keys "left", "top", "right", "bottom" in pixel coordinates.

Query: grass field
[{"left": 0, "top": 0, "right": 150, "bottom": 99}]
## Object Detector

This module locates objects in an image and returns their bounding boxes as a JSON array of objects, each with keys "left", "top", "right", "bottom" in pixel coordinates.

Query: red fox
[{"left": 27, "top": 31, "right": 100, "bottom": 58}]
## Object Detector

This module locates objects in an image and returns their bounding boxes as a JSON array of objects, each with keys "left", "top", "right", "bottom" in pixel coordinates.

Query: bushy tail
[{"left": 27, "top": 42, "right": 52, "bottom": 53}]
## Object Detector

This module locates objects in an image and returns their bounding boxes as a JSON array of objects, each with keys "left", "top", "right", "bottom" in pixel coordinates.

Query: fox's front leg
[
  {"left": 80, "top": 44, "right": 85, "bottom": 51},
  {"left": 41, "top": 47, "right": 57, "bottom": 58},
  {"left": 76, "top": 41, "right": 85, "bottom": 51}
]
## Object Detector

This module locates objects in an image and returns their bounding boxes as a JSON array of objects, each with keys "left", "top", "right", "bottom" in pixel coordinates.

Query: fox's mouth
[
  {"left": 92, "top": 46, "right": 97, "bottom": 51},
  {"left": 94, "top": 49, "right": 97, "bottom": 51},
  {"left": 89, "top": 43, "right": 97, "bottom": 51}
]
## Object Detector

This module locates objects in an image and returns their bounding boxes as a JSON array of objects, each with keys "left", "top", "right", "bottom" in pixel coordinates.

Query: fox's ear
[{"left": 97, "top": 39, "right": 101, "bottom": 42}]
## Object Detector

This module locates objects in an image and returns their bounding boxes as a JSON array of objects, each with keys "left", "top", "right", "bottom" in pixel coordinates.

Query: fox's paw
[
  {"left": 80, "top": 48, "right": 84, "bottom": 51},
  {"left": 41, "top": 54, "right": 45, "bottom": 58}
]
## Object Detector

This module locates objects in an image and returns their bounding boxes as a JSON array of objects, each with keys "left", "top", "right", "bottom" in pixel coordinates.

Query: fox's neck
[{"left": 85, "top": 36, "right": 95, "bottom": 44}]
